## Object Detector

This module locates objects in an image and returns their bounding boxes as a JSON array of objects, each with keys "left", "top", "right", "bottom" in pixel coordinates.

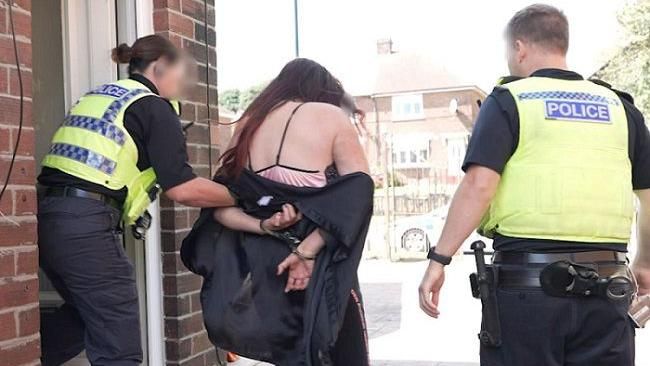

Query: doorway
[{"left": 32, "top": 1, "right": 163, "bottom": 364}]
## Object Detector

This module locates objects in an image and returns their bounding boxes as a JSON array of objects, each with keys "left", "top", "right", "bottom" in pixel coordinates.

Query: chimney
[{"left": 376, "top": 38, "right": 394, "bottom": 55}]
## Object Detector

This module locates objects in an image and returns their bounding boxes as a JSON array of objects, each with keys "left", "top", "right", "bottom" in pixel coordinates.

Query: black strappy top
[{"left": 249, "top": 103, "right": 337, "bottom": 180}]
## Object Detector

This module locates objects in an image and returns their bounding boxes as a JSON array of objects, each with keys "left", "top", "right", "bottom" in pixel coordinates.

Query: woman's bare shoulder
[{"left": 299, "top": 102, "right": 350, "bottom": 128}]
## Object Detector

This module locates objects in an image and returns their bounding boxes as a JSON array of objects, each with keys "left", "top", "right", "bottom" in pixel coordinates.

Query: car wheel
[{"left": 401, "top": 228, "right": 430, "bottom": 253}]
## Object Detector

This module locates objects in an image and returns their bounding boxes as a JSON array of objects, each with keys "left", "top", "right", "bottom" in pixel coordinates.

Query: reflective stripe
[
  {"left": 63, "top": 116, "right": 126, "bottom": 145},
  {"left": 101, "top": 88, "right": 149, "bottom": 123},
  {"left": 48, "top": 143, "right": 117, "bottom": 175},
  {"left": 517, "top": 91, "right": 620, "bottom": 105}
]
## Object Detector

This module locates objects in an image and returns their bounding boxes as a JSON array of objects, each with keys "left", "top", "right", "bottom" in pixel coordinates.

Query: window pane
[
  {"left": 400, "top": 151, "right": 407, "bottom": 163},
  {"left": 410, "top": 151, "right": 417, "bottom": 163}
]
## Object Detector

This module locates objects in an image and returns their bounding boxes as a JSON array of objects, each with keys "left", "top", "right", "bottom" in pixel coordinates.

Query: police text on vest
[{"left": 544, "top": 100, "right": 611, "bottom": 124}]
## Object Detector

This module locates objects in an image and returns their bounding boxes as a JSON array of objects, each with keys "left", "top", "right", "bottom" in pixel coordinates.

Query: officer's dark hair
[
  {"left": 506, "top": 4, "right": 569, "bottom": 55},
  {"left": 111, "top": 35, "right": 181, "bottom": 75}
]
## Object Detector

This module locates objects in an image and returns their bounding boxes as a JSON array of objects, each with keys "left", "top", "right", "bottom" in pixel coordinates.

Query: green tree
[
  {"left": 239, "top": 82, "right": 267, "bottom": 111},
  {"left": 595, "top": 0, "right": 650, "bottom": 118},
  {"left": 219, "top": 89, "right": 241, "bottom": 113}
]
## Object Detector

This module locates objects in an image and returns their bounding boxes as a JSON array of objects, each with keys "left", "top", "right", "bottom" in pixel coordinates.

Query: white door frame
[
  {"left": 116, "top": 1, "right": 167, "bottom": 365},
  {"left": 61, "top": 1, "right": 166, "bottom": 364}
]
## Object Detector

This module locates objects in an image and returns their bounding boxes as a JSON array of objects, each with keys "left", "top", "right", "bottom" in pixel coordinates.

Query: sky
[{"left": 215, "top": 0, "right": 633, "bottom": 94}]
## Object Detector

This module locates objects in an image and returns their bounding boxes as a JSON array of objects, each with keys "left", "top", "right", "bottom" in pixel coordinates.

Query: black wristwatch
[{"left": 427, "top": 246, "right": 452, "bottom": 266}]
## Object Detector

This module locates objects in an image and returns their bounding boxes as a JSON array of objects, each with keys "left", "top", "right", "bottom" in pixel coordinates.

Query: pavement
[
  {"left": 65, "top": 257, "right": 649, "bottom": 366},
  {"left": 236, "top": 257, "right": 650, "bottom": 366}
]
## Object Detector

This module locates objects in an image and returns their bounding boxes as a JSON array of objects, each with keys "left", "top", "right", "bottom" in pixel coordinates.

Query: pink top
[
  {"left": 258, "top": 166, "right": 327, "bottom": 188},
  {"left": 252, "top": 103, "right": 332, "bottom": 188}
]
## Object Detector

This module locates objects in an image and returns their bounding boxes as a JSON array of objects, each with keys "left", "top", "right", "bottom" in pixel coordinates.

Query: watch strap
[{"left": 427, "top": 246, "right": 452, "bottom": 266}]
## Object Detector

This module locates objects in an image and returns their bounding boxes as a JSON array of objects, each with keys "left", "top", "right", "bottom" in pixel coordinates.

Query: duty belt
[
  {"left": 39, "top": 185, "right": 122, "bottom": 212},
  {"left": 494, "top": 250, "right": 627, "bottom": 288}
]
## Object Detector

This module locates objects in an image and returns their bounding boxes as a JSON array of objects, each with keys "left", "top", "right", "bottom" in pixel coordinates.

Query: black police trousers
[
  {"left": 480, "top": 286, "right": 635, "bottom": 366},
  {"left": 38, "top": 196, "right": 142, "bottom": 366}
]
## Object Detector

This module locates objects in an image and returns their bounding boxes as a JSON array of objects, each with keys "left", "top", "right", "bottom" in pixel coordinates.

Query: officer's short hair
[{"left": 506, "top": 4, "right": 569, "bottom": 55}]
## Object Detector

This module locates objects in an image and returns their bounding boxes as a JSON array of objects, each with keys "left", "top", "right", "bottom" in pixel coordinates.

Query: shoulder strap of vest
[
  {"left": 588, "top": 78, "right": 635, "bottom": 105},
  {"left": 497, "top": 75, "right": 525, "bottom": 86}
]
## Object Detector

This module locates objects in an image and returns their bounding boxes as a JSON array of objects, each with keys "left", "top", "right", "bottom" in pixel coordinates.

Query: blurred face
[{"left": 151, "top": 56, "right": 189, "bottom": 100}]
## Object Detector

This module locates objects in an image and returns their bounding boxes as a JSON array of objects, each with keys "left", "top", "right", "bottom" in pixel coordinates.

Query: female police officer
[{"left": 36, "top": 35, "right": 293, "bottom": 366}]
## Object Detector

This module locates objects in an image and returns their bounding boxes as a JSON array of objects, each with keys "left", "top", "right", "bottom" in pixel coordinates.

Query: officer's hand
[
  {"left": 633, "top": 265, "right": 650, "bottom": 296},
  {"left": 262, "top": 204, "right": 302, "bottom": 231},
  {"left": 418, "top": 261, "right": 445, "bottom": 318}
]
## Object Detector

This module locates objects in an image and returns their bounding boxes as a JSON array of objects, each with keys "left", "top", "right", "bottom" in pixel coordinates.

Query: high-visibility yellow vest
[
  {"left": 42, "top": 78, "right": 172, "bottom": 225},
  {"left": 479, "top": 76, "right": 634, "bottom": 243}
]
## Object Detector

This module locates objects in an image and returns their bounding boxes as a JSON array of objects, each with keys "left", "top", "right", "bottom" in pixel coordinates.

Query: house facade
[
  {"left": 356, "top": 39, "right": 486, "bottom": 211},
  {"left": 0, "top": 0, "right": 224, "bottom": 365}
]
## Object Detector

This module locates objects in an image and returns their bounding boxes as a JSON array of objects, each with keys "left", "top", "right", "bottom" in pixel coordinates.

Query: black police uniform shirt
[
  {"left": 463, "top": 68, "right": 650, "bottom": 253},
  {"left": 38, "top": 74, "right": 196, "bottom": 202}
]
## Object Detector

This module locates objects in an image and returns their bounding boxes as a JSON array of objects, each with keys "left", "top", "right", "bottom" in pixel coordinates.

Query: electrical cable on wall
[
  {"left": 0, "top": 0, "right": 25, "bottom": 206},
  {"left": 203, "top": 0, "right": 213, "bottom": 175}
]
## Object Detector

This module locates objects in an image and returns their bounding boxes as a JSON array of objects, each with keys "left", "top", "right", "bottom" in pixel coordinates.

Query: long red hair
[{"left": 219, "top": 58, "right": 363, "bottom": 177}]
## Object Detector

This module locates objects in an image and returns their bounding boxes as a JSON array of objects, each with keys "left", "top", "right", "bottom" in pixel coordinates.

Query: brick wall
[
  {"left": 0, "top": 1, "right": 41, "bottom": 365},
  {"left": 153, "top": 1, "right": 221, "bottom": 365}
]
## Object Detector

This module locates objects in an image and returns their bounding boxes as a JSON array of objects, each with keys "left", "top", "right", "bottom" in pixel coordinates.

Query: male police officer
[{"left": 418, "top": 4, "right": 650, "bottom": 365}]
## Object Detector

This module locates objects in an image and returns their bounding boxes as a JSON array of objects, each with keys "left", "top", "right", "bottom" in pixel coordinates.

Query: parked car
[{"left": 393, "top": 205, "right": 485, "bottom": 259}]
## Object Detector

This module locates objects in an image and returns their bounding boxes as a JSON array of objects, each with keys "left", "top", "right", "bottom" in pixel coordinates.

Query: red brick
[
  {"left": 15, "top": 247, "right": 37, "bottom": 276},
  {"left": 0, "top": 277, "right": 38, "bottom": 308},
  {"left": 162, "top": 252, "right": 184, "bottom": 274},
  {"left": 191, "top": 331, "right": 213, "bottom": 354},
  {"left": 160, "top": 230, "right": 187, "bottom": 252},
  {"left": 195, "top": 104, "right": 208, "bottom": 121},
  {"left": 0, "top": 337, "right": 41, "bottom": 366},
  {"left": 182, "top": 38, "right": 206, "bottom": 64},
  {"left": 164, "top": 294, "right": 191, "bottom": 317},
  {"left": 17, "top": 306, "right": 38, "bottom": 337},
  {"left": 0, "top": 158, "right": 36, "bottom": 185},
  {"left": 161, "top": 207, "right": 189, "bottom": 229},
  {"left": 0, "top": 127, "right": 10, "bottom": 154},
  {"left": 9, "top": 9, "right": 31, "bottom": 39},
  {"left": 185, "top": 122, "right": 208, "bottom": 143},
  {"left": 177, "top": 351, "right": 212, "bottom": 366},
  {"left": 0, "top": 311, "right": 16, "bottom": 342},
  {"left": 163, "top": 272, "right": 201, "bottom": 295},
  {"left": 0, "top": 220, "right": 36, "bottom": 247},
  {"left": 153, "top": 10, "right": 168, "bottom": 33},
  {"left": 165, "top": 312, "right": 204, "bottom": 339},
  {"left": 188, "top": 208, "right": 200, "bottom": 224},
  {"left": 0, "top": 95, "right": 33, "bottom": 127},
  {"left": 187, "top": 145, "right": 209, "bottom": 165},
  {"left": 0, "top": 250, "right": 15, "bottom": 278},
  {"left": 9, "top": 68, "right": 32, "bottom": 98},
  {"left": 0, "top": 5, "right": 6, "bottom": 34},
  {"left": 154, "top": 10, "right": 194, "bottom": 37},
  {"left": 0, "top": 37, "right": 31, "bottom": 68},
  {"left": 181, "top": 0, "right": 205, "bottom": 19},
  {"left": 12, "top": 126, "right": 34, "bottom": 156},
  {"left": 193, "top": 166, "right": 210, "bottom": 178},
  {"left": 0, "top": 189, "right": 12, "bottom": 215},
  {"left": 153, "top": 0, "right": 181, "bottom": 11},
  {"left": 12, "top": 0, "right": 31, "bottom": 13},
  {"left": 189, "top": 291, "right": 202, "bottom": 313},
  {"left": 13, "top": 189, "right": 35, "bottom": 216},
  {"left": 0, "top": 67, "right": 7, "bottom": 93},
  {"left": 168, "top": 12, "right": 194, "bottom": 37},
  {"left": 165, "top": 337, "right": 192, "bottom": 360}
]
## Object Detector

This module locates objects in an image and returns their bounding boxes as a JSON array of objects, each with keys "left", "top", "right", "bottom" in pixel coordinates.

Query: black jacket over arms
[{"left": 180, "top": 170, "right": 374, "bottom": 365}]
